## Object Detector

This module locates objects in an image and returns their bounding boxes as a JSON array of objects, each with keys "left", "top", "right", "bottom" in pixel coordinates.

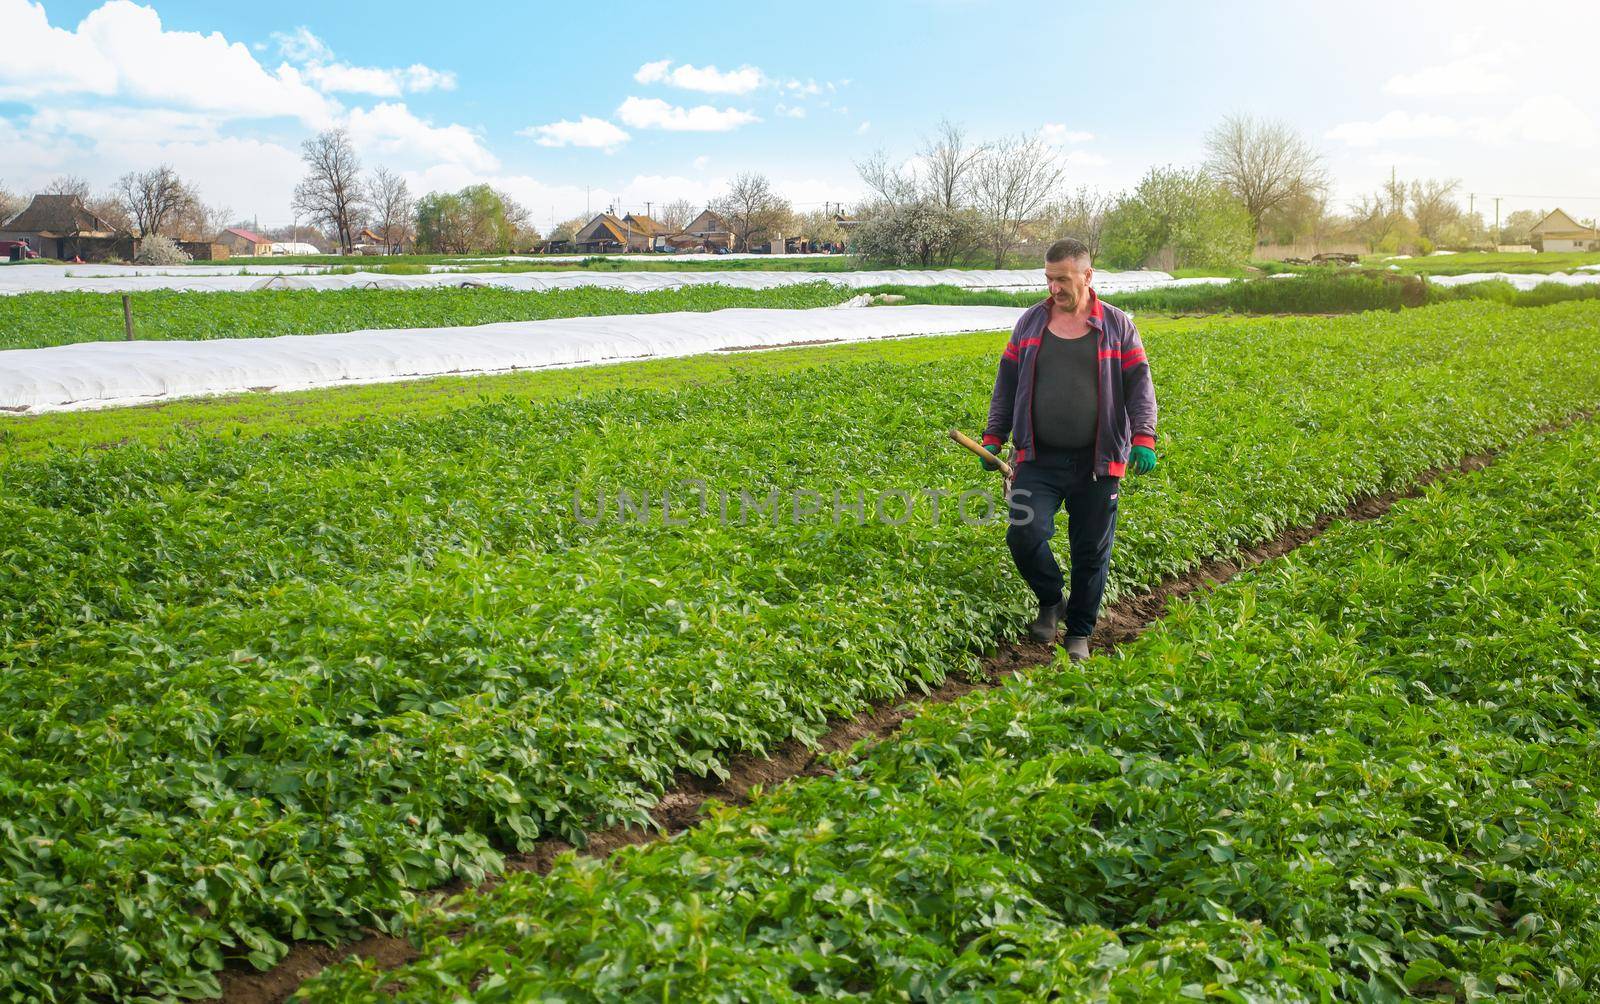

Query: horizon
[{"left": 2, "top": 0, "right": 1597, "bottom": 233}]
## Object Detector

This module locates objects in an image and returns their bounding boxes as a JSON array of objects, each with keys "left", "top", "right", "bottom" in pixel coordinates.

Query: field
[
  {"left": 0, "top": 282, "right": 857, "bottom": 351},
  {"left": 7, "top": 270, "right": 1600, "bottom": 355},
  {"left": 1367, "top": 248, "right": 1600, "bottom": 275},
  {"left": 3, "top": 298, "right": 1600, "bottom": 999},
  {"left": 304, "top": 413, "right": 1600, "bottom": 1001}
]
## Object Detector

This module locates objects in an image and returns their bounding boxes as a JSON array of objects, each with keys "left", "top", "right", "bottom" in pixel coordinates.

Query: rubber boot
[
  {"left": 1027, "top": 597, "right": 1068, "bottom": 643},
  {"left": 1064, "top": 636, "right": 1091, "bottom": 663}
]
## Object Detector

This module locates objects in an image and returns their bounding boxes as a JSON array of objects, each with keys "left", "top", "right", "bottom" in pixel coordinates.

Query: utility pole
[
  {"left": 586, "top": 186, "right": 591, "bottom": 218},
  {"left": 1493, "top": 197, "right": 1502, "bottom": 249},
  {"left": 645, "top": 201, "right": 652, "bottom": 219}
]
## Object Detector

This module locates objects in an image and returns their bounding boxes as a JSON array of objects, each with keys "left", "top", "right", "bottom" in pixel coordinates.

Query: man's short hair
[{"left": 1045, "top": 237, "right": 1091, "bottom": 265}]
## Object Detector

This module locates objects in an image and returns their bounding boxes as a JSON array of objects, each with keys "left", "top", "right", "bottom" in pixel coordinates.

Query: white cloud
[
  {"left": 775, "top": 103, "right": 806, "bottom": 119},
  {"left": 617, "top": 96, "right": 759, "bottom": 132},
  {"left": 1042, "top": 123, "right": 1094, "bottom": 144},
  {"left": 0, "top": 1, "right": 339, "bottom": 126},
  {"left": 271, "top": 26, "right": 331, "bottom": 63},
  {"left": 633, "top": 60, "right": 764, "bottom": 95},
  {"left": 693, "top": 155, "right": 711, "bottom": 170},
  {"left": 1384, "top": 51, "right": 1513, "bottom": 97},
  {"left": 784, "top": 78, "right": 822, "bottom": 97},
  {"left": 345, "top": 102, "right": 499, "bottom": 172},
  {"left": 1326, "top": 110, "right": 1461, "bottom": 147},
  {"left": 273, "top": 27, "right": 456, "bottom": 96},
  {"left": 1329, "top": 98, "right": 1596, "bottom": 151},
  {"left": 520, "top": 116, "right": 630, "bottom": 152},
  {"left": 856, "top": 121, "right": 871, "bottom": 135}
]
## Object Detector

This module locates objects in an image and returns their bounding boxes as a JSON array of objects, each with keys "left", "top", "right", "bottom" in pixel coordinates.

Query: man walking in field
[{"left": 981, "top": 238, "right": 1159, "bottom": 662}]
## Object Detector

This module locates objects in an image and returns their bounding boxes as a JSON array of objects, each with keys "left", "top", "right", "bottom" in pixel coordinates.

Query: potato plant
[{"left": 1, "top": 301, "right": 1598, "bottom": 997}]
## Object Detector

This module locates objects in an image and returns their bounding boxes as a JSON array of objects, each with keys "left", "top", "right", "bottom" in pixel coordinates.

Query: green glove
[
  {"left": 979, "top": 442, "right": 1002, "bottom": 471},
  {"left": 1129, "top": 445, "right": 1158, "bottom": 475}
]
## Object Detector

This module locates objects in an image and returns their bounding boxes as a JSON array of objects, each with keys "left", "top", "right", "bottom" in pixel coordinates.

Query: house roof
[
  {"left": 3, "top": 194, "right": 118, "bottom": 236},
  {"left": 685, "top": 209, "right": 730, "bottom": 235},
  {"left": 622, "top": 213, "right": 664, "bottom": 235},
  {"left": 576, "top": 213, "right": 629, "bottom": 244},
  {"left": 1531, "top": 208, "right": 1598, "bottom": 237},
  {"left": 223, "top": 227, "right": 269, "bottom": 244}
]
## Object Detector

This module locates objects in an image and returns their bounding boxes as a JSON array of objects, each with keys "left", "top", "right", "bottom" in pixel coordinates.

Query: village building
[
  {"left": 0, "top": 194, "right": 133, "bottom": 261},
  {"left": 216, "top": 227, "right": 273, "bottom": 257},
  {"left": 1529, "top": 209, "right": 1600, "bottom": 252}
]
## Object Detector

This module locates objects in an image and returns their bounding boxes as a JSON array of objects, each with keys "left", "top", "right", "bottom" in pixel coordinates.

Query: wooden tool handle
[{"left": 948, "top": 428, "right": 1014, "bottom": 478}]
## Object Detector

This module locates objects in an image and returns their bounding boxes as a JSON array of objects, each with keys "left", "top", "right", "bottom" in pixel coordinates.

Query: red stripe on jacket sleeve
[
  {"left": 982, "top": 434, "right": 1002, "bottom": 447},
  {"left": 1132, "top": 434, "right": 1155, "bottom": 449},
  {"left": 1120, "top": 347, "right": 1147, "bottom": 369}
]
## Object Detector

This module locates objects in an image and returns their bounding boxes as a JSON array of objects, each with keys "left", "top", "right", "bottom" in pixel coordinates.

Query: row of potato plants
[
  {"left": 1, "top": 301, "right": 1599, "bottom": 997},
  {"left": 304, "top": 416, "right": 1600, "bottom": 1001},
  {"left": 0, "top": 281, "right": 856, "bottom": 350}
]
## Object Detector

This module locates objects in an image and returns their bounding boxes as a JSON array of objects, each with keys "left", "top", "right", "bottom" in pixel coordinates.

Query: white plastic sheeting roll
[{"left": 0, "top": 304, "right": 1027, "bottom": 415}]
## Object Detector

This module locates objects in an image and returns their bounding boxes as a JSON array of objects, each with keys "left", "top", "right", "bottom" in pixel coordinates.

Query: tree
[
  {"left": 1500, "top": 208, "right": 1544, "bottom": 246},
  {"left": 1407, "top": 178, "right": 1461, "bottom": 243},
  {"left": 657, "top": 199, "right": 696, "bottom": 233},
  {"left": 548, "top": 215, "right": 589, "bottom": 243},
  {"left": 709, "top": 172, "right": 793, "bottom": 251},
  {"left": 413, "top": 185, "right": 535, "bottom": 253},
  {"left": 921, "top": 118, "right": 986, "bottom": 211},
  {"left": 0, "top": 181, "right": 23, "bottom": 225},
  {"left": 1042, "top": 186, "right": 1116, "bottom": 256},
  {"left": 1203, "top": 114, "right": 1327, "bottom": 240},
  {"left": 796, "top": 208, "right": 845, "bottom": 248},
  {"left": 851, "top": 198, "right": 974, "bottom": 267},
  {"left": 44, "top": 175, "right": 91, "bottom": 200},
  {"left": 168, "top": 199, "right": 230, "bottom": 241},
  {"left": 115, "top": 165, "right": 195, "bottom": 237},
  {"left": 1100, "top": 166, "right": 1253, "bottom": 270},
  {"left": 971, "top": 132, "right": 1063, "bottom": 268},
  {"left": 133, "top": 233, "right": 192, "bottom": 265},
  {"left": 367, "top": 167, "right": 414, "bottom": 251},
  {"left": 292, "top": 129, "right": 365, "bottom": 253}
]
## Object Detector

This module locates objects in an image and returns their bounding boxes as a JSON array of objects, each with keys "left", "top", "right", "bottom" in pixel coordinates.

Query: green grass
[
  {"left": 1363, "top": 248, "right": 1600, "bottom": 275},
  {"left": 0, "top": 281, "right": 858, "bottom": 351},
  {"left": 303, "top": 414, "right": 1600, "bottom": 1001},
  {"left": 869, "top": 270, "right": 1600, "bottom": 315},
  {"left": 3, "top": 301, "right": 1600, "bottom": 998}
]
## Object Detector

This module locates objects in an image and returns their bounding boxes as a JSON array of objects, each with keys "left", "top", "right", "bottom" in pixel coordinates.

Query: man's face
[{"left": 1045, "top": 256, "right": 1093, "bottom": 311}]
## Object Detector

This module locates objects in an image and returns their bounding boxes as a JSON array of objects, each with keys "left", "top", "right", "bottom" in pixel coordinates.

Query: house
[
  {"left": 352, "top": 227, "right": 403, "bottom": 255},
  {"left": 573, "top": 213, "right": 630, "bottom": 253},
  {"left": 217, "top": 227, "right": 273, "bottom": 256},
  {"left": 1529, "top": 209, "right": 1600, "bottom": 252},
  {"left": 682, "top": 209, "right": 734, "bottom": 251},
  {"left": 0, "top": 194, "right": 133, "bottom": 261},
  {"left": 622, "top": 213, "right": 665, "bottom": 250}
]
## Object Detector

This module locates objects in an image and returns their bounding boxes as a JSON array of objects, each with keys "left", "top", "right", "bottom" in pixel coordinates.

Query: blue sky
[{"left": 2, "top": 0, "right": 1596, "bottom": 231}]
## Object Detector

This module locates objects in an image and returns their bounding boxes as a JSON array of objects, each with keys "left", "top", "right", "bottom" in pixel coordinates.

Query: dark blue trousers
[{"left": 1004, "top": 447, "right": 1120, "bottom": 638}]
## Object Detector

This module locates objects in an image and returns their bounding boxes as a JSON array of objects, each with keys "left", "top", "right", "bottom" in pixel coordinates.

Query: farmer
[{"left": 980, "top": 237, "right": 1159, "bottom": 662}]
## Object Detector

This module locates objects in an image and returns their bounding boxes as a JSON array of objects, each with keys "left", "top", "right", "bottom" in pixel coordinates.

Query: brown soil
[{"left": 212, "top": 412, "right": 1587, "bottom": 1004}]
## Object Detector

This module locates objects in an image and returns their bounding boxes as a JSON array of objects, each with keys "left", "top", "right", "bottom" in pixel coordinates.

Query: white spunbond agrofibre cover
[
  {"left": 0, "top": 264, "right": 1214, "bottom": 296},
  {"left": 0, "top": 304, "right": 1026, "bottom": 415},
  {"left": 1423, "top": 271, "right": 1600, "bottom": 291}
]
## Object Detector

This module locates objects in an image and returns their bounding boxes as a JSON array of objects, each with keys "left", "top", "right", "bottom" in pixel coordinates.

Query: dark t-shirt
[{"left": 1032, "top": 329, "right": 1098, "bottom": 451}]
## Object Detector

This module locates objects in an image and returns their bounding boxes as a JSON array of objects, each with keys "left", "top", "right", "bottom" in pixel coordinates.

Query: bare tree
[
  {"left": 1203, "top": 114, "right": 1327, "bottom": 239},
  {"left": 367, "top": 167, "right": 414, "bottom": 251},
  {"left": 548, "top": 215, "right": 589, "bottom": 243},
  {"left": 971, "top": 132, "right": 1063, "bottom": 268},
  {"left": 292, "top": 129, "right": 365, "bottom": 253},
  {"left": 1408, "top": 178, "right": 1462, "bottom": 242},
  {"left": 855, "top": 150, "right": 917, "bottom": 205},
  {"left": 168, "top": 198, "right": 231, "bottom": 241},
  {"left": 657, "top": 198, "right": 696, "bottom": 233},
  {"left": 709, "top": 172, "right": 793, "bottom": 251},
  {"left": 497, "top": 189, "right": 540, "bottom": 250},
  {"left": 44, "top": 175, "right": 91, "bottom": 200},
  {"left": 115, "top": 165, "right": 195, "bottom": 237},
  {"left": 921, "top": 118, "right": 987, "bottom": 210}
]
